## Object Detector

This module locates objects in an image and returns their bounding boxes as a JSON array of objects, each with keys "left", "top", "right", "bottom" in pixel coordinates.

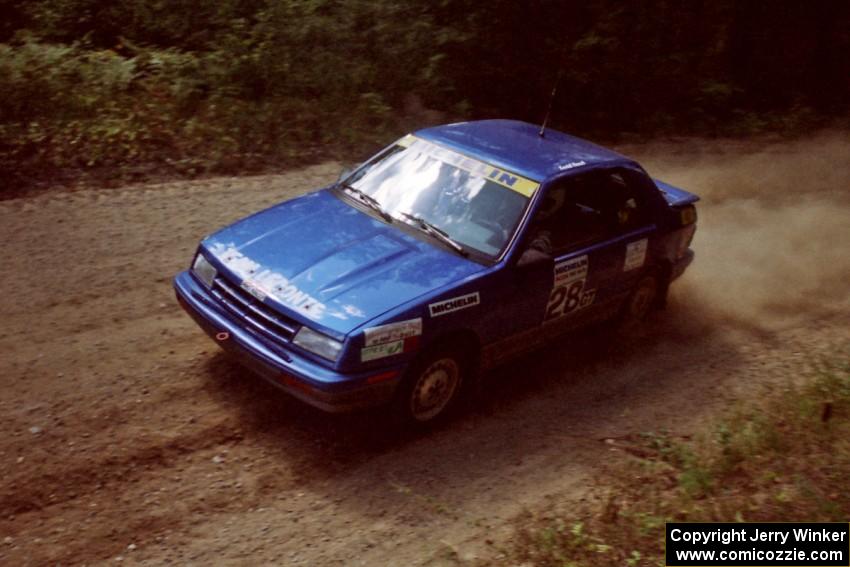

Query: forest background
[{"left": 2, "top": 0, "right": 848, "bottom": 193}]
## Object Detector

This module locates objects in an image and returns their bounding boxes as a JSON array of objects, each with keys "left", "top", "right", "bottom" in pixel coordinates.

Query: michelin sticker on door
[
  {"left": 553, "top": 255, "right": 588, "bottom": 286},
  {"left": 545, "top": 255, "right": 595, "bottom": 322},
  {"left": 624, "top": 239, "right": 648, "bottom": 271}
]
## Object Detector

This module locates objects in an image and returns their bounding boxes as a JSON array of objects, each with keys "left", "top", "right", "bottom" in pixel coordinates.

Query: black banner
[{"left": 666, "top": 523, "right": 849, "bottom": 566}]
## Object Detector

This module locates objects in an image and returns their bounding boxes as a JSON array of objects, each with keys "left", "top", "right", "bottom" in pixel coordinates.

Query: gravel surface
[{"left": 1, "top": 134, "right": 848, "bottom": 566}]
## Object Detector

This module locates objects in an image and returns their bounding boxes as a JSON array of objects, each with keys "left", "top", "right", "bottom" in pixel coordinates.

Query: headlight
[
  {"left": 192, "top": 253, "right": 216, "bottom": 288},
  {"left": 293, "top": 326, "right": 343, "bottom": 362}
]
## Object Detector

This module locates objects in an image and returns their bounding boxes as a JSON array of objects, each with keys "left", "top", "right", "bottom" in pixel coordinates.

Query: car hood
[{"left": 201, "top": 189, "right": 485, "bottom": 337}]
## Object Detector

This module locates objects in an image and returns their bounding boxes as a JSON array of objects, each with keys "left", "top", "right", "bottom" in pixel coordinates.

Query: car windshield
[{"left": 342, "top": 135, "right": 538, "bottom": 258}]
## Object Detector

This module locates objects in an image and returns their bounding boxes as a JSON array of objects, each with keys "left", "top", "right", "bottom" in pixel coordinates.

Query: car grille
[{"left": 209, "top": 276, "right": 300, "bottom": 344}]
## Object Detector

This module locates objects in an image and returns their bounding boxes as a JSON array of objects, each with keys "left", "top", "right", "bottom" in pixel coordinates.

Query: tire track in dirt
[{"left": 1, "top": 421, "right": 244, "bottom": 516}]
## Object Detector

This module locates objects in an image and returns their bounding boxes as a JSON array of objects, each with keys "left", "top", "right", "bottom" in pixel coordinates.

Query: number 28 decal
[{"left": 544, "top": 255, "right": 597, "bottom": 322}]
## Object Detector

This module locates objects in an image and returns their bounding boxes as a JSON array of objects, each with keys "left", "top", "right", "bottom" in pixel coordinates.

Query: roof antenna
[
  {"left": 538, "top": 78, "right": 559, "bottom": 137},
  {"left": 539, "top": 51, "right": 567, "bottom": 138}
]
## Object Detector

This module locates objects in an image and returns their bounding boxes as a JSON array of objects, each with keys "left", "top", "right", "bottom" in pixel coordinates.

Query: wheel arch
[
  {"left": 392, "top": 327, "right": 482, "bottom": 427},
  {"left": 653, "top": 259, "right": 673, "bottom": 308},
  {"left": 425, "top": 328, "right": 482, "bottom": 376}
]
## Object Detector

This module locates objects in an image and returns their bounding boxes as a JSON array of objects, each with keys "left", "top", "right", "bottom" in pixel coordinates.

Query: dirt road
[{"left": 1, "top": 134, "right": 848, "bottom": 566}]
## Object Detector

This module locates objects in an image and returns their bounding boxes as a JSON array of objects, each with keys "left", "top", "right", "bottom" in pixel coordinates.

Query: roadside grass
[{"left": 507, "top": 351, "right": 850, "bottom": 567}]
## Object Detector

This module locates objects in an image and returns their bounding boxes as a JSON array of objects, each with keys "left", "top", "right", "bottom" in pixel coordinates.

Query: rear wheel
[
  {"left": 393, "top": 347, "right": 465, "bottom": 427},
  {"left": 623, "top": 273, "right": 658, "bottom": 323}
]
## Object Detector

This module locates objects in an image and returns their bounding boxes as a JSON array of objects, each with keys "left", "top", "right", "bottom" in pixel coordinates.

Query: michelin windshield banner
[{"left": 666, "top": 523, "right": 849, "bottom": 566}]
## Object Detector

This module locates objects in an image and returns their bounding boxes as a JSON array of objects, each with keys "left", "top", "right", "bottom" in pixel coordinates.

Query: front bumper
[{"left": 173, "top": 271, "right": 402, "bottom": 413}]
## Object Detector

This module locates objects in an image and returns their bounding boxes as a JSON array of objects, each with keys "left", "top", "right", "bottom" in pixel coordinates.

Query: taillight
[
  {"left": 679, "top": 204, "right": 697, "bottom": 226},
  {"left": 673, "top": 205, "right": 697, "bottom": 258}
]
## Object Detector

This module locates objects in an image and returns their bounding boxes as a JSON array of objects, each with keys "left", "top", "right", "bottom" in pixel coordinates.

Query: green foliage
[
  {"left": 0, "top": 0, "right": 847, "bottom": 193},
  {"left": 509, "top": 351, "right": 850, "bottom": 566}
]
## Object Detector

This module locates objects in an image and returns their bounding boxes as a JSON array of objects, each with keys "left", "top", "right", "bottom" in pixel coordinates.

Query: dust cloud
[{"left": 626, "top": 131, "right": 850, "bottom": 328}]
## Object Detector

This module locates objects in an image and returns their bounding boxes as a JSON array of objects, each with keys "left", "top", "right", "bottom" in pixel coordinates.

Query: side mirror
[{"left": 516, "top": 247, "right": 553, "bottom": 269}]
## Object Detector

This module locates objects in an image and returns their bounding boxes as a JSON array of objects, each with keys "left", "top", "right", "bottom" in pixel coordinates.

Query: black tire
[
  {"left": 392, "top": 345, "right": 467, "bottom": 427},
  {"left": 621, "top": 273, "right": 658, "bottom": 324}
]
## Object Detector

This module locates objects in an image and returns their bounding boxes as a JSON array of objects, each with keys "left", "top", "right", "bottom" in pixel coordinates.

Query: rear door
[
  {"left": 535, "top": 168, "right": 658, "bottom": 333},
  {"left": 539, "top": 173, "right": 619, "bottom": 333}
]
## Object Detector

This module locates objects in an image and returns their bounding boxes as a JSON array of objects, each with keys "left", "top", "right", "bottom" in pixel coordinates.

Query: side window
[
  {"left": 602, "top": 171, "right": 650, "bottom": 232},
  {"left": 527, "top": 169, "right": 650, "bottom": 255}
]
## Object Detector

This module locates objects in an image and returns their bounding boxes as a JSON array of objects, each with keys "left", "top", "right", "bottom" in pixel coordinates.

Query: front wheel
[{"left": 392, "top": 348, "right": 465, "bottom": 427}]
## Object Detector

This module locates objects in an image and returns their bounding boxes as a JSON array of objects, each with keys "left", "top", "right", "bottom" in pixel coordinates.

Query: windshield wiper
[
  {"left": 396, "top": 212, "right": 469, "bottom": 257},
  {"left": 339, "top": 183, "right": 393, "bottom": 223}
]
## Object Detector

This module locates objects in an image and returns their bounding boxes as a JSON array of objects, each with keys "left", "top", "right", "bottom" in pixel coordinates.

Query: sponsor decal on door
[{"left": 545, "top": 255, "right": 596, "bottom": 322}]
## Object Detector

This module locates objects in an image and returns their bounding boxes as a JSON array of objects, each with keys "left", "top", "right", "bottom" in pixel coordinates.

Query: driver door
[{"left": 483, "top": 170, "right": 644, "bottom": 366}]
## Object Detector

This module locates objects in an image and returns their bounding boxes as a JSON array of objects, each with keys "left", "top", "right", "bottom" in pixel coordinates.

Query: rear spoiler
[{"left": 653, "top": 179, "right": 700, "bottom": 207}]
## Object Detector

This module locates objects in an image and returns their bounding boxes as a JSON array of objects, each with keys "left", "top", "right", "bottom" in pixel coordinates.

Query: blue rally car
[{"left": 174, "top": 120, "right": 698, "bottom": 425}]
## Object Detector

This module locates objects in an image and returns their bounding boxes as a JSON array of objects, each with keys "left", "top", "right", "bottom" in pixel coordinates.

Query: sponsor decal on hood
[
  {"left": 203, "top": 190, "right": 485, "bottom": 334},
  {"left": 210, "top": 243, "right": 327, "bottom": 318}
]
